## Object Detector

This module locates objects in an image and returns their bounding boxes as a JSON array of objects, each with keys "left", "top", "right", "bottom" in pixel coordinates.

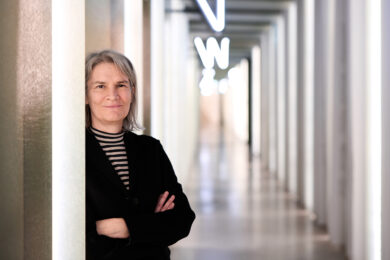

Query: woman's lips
[{"left": 104, "top": 105, "right": 122, "bottom": 108}]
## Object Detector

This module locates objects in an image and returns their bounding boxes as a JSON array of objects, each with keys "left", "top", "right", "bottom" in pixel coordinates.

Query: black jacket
[{"left": 86, "top": 129, "right": 195, "bottom": 260}]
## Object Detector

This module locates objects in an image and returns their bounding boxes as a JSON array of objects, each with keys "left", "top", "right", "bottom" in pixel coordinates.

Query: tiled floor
[{"left": 170, "top": 127, "right": 346, "bottom": 260}]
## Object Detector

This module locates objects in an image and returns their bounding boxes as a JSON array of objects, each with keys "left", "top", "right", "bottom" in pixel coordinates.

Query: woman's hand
[
  {"left": 96, "top": 218, "right": 130, "bottom": 239},
  {"left": 154, "top": 191, "right": 175, "bottom": 213}
]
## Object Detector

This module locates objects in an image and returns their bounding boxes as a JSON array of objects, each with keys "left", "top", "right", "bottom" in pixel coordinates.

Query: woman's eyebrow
[
  {"left": 116, "top": 80, "right": 130, "bottom": 84},
  {"left": 92, "top": 81, "right": 106, "bottom": 84}
]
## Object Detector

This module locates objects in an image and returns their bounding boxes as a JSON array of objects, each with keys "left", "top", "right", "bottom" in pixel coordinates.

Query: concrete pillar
[
  {"left": 0, "top": 0, "right": 85, "bottom": 259},
  {"left": 0, "top": 1, "right": 27, "bottom": 258},
  {"left": 382, "top": 0, "right": 390, "bottom": 259}
]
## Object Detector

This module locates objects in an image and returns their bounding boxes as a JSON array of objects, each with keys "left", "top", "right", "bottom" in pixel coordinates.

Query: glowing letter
[
  {"left": 194, "top": 37, "right": 230, "bottom": 70},
  {"left": 195, "top": 0, "right": 225, "bottom": 32}
]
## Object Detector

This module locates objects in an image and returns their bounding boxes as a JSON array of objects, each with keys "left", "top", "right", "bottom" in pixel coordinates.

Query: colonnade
[{"left": 254, "top": 0, "right": 389, "bottom": 259}]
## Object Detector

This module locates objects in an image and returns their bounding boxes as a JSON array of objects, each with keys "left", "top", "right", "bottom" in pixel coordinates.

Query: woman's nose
[{"left": 106, "top": 87, "right": 119, "bottom": 100}]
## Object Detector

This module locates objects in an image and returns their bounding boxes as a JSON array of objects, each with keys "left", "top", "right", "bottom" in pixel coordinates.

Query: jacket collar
[{"left": 86, "top": 128, "right": 134, "bottom": 196}]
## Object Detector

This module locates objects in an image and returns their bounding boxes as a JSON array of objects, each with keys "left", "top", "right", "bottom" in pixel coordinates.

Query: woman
[{"left": 85, "top": 50, "right": 195, "bottom": 260}]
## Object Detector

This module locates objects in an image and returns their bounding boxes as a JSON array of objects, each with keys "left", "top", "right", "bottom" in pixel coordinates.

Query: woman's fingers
[
  {"left": 154, "top": 191, "right": 176, "bottom": 213},
  {"left": 161, "top": 195, "right": 175, "bottom": 211},
  {"left": 168, "top": 202, "right": 175, "bottom": 210},
  {"left": 154, "top": 191, "right": 169, "bottom": 213}
]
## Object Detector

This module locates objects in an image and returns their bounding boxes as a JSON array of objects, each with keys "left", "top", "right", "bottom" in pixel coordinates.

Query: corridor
[
  {"left": 1, "top": 0, "right": 389, "bottom": 259},
  {"left": 171, "top": 127, "right": 346, "bottom": 260}
]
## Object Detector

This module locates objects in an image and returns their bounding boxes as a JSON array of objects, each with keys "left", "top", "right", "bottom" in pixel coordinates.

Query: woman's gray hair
[{"left": 85, "top": 49, "right": 142, "bottom": 131}]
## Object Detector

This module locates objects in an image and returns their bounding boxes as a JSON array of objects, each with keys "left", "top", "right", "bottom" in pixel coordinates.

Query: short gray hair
[{"left": 85, "top": 49, "right": 142, "bottom": 131}]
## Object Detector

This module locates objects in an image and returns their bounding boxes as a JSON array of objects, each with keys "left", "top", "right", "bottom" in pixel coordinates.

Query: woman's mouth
[{"left": 104, "top": 105, "right": 122, "bottom": 108}]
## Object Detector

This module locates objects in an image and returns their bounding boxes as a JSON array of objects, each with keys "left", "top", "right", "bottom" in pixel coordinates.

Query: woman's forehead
[{"left": 90, "top": 62, "right": 128, "bottom": 82}]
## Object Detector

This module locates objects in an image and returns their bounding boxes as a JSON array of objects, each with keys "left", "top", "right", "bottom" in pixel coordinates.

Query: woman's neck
[{"left": 91, "top": 122, "right": 123, "bottom": 134}]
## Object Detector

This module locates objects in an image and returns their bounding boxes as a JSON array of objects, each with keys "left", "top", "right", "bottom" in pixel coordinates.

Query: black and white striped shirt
[{"left": 90, "top": 127, "right": 130, "bottom": 190}]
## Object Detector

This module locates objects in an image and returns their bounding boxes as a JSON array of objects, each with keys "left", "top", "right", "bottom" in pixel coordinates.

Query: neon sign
[
  {"left": 195, "top": 0, "right": 225, "bottom": 32},
  {"left": 194, "top": 37, "right": 230, "bottom": 70}
]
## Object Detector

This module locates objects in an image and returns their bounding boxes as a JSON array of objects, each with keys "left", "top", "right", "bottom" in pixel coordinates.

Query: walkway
[{"left": 171, "top": 127, "right": 346, "bottom": 260}]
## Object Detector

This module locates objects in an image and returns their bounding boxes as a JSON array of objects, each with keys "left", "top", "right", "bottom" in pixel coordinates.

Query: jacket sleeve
[
  {"left": 124, "top": 141, "right": 196, "bottom": 247},
  {"left": 86, "top": 199, "right": 130, "bottom": 260}
]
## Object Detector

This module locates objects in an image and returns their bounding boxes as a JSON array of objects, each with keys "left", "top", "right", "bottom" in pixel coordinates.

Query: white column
[
  {"left": 124, "top": 0, "right": 144, "bottom": 128},
  {"left": 276, "top": 16, "right": 286, "bottom": 183},
  {"left": 366, "top": 0, "right": 382, "bottom": 259},
  {"left": 251, "top": 45, "right": 261, "bottom": 156},
  {"left": 326, "top": 0, "right": 349, "bottom": 247},
  {"left": 313, "top": 0, "right": 327, "bottom": 226},
  {"left": 382, "top": 0, "right": 390, "bottom": 259},
  {"left": 260, "top": 32, "right": 270, "bottom": 170},
  {"left": 268, "top": 27, "right": 277, "bottom": 175},
  {"left": 164, "top": 1, "right": 192, "bottom": 177},
  {"left": 325, "top": 0, "right": 335, "bottom": 234},
  {"left": 347, "top": 0, "right": 383, "bottom": 259},
  {"left": 151, "top": 0, "right": 165, "bottom": 140},
  {"left": 296, "top": 0, "right": 315, "bottom": 208},
  {"left": 348, "top": 0, "right": 367, "bottom": 257},
  {"left": 303, "top": 0, "right": 315, "bottom": 210},
  {"left": 52, "top": 0, "right": 85, "bottom": 259},
  {"left": 296, "top": 0, "right": 305, "bottom": 203},
  {"left": 286, "top": 2, "right": 298, "bottom": 195}
]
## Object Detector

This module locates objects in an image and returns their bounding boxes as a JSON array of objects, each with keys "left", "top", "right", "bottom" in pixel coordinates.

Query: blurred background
[{"left": 0, "top": 0, "right": 389, "bottom": 259}]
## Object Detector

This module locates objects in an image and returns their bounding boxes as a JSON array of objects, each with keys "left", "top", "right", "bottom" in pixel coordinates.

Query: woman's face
[{"left": 86, "top": 62, "right": 132, "bottom": 129}]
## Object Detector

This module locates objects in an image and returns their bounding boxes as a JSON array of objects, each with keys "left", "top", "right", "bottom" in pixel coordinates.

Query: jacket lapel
[
  {"left": 123, "top": 131, "right": 138, "bottom": 192},
  {"left": 86, "top": 129, "right": 128, "bottom": 196}
]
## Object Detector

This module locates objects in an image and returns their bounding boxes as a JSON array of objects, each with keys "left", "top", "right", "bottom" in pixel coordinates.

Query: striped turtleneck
[{"left": 90, "top": 127, "right": 130, "bottom": 190}]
